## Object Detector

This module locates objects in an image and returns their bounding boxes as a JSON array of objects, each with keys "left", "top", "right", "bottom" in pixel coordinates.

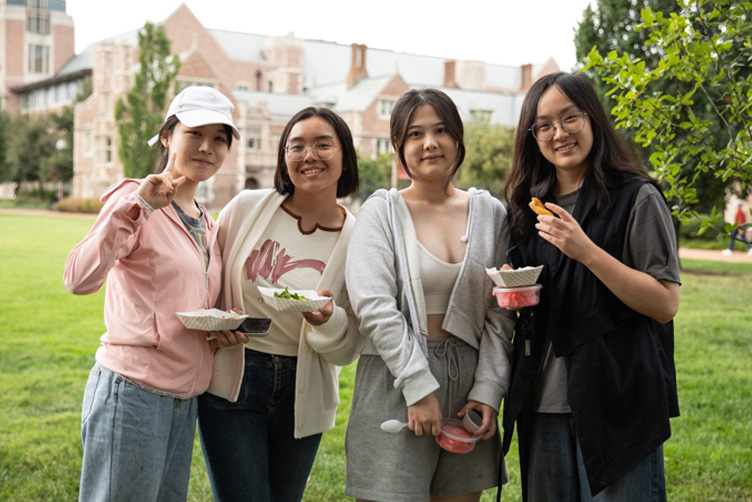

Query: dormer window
[{"left": 378, "top": 99, "right": 395, "bottom": 118}]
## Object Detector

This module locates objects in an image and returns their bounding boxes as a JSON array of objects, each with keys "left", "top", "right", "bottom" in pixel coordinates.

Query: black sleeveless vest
[{"left": 502, "top": 178, "right": 679, "bottom": 495}]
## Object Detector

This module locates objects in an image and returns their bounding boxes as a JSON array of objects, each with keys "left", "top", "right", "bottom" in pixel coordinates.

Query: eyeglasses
[
  {"left": 529, "top": 112, "right": 588, "bottom": 141},
  {"left": 285, "top": 141, "right": 339, "bottom": 161}
]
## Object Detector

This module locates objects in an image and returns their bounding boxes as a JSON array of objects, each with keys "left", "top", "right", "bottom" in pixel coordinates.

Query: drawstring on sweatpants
[{"left": 435, "top": 338, "right": 461, "bottom": 417}]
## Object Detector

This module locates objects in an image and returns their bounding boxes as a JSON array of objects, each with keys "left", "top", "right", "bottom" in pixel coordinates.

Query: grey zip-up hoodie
[{"left": 345, "top": 188, "right": 515, "bottom": 410}]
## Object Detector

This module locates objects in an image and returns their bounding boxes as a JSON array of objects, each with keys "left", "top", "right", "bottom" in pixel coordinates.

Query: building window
[
  {"left": 246, "top": 128, "right": 261, "bottom": 152},
  {"left": 28, "top": 44, "right": 50, "bottom": 74},
  {"left": 27, "top": 0, "right": 50, "bottom": 35},
  {"left": 378, "top": 99, "right": 395, "bottom": 118},
  {"left": 84, "top": 131, "right": 93, "bottom": 156},
  {"left": 100, "top": 92, "right": 112, "bottom": 119},
  {"left": 375, "top": 138, "right": 391, "bottom": 157},
  {"left": 471, "top": 109, "right": 492, "bottom": 123},
  {"left": 97, "top": 136, "right": 113, "bottom": 164}
]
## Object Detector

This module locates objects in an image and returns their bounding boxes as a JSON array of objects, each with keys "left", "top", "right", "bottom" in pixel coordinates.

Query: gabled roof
[
  {"left": 208, "top": 29, "right": 266, "bottom": 61},
  {"left": 440, "top": 86, "right": 523, "bottom": 127},
  {"left": 231, "top": 90, "right": 315, "bottom": 122},
  {"left": 27, "top": 6, "right": 548, "bottom": 123},
  {"left": 319, "top": 75, "right": 396, "bottom": 113}
]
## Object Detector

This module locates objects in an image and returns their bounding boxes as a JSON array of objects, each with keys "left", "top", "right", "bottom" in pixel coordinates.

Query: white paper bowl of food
[
  {"left": 176, "top": 308, "right": 247, "bottom": 331},
  {"left": 257, "top": 286, "right": 332, "bottom": 313},
  {"left": 485, "top": 265, "right": 543, "bottom": 288}
]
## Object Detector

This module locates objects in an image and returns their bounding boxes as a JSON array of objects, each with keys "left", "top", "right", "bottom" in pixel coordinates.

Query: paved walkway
[{"left": 678, "top": 247, "right": 752, "bottom": 264}]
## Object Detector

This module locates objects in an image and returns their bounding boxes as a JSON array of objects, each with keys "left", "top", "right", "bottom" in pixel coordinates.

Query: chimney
[
  {"left": 521, "top": 63, "right": 533, "bottom": 91},
  {"left": 347, "top": 44, "right": 369, "bottom": 87},
  {"left": 444, "top": 60, "right": 457, "bottom": 88}
]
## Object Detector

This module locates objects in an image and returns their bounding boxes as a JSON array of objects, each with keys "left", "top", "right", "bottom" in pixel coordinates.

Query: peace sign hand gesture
[{"left": 137, "top": 153, "right": 186, "bottom": 210}]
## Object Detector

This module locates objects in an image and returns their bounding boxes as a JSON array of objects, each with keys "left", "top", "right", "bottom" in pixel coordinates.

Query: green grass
[{"left": 1, "top": 212, "right": 751, "bottom": 501}]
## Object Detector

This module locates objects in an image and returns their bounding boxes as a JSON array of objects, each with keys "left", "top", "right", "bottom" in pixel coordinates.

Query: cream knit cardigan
[{"left": 205, "top": 188, "right": 365, "bottom": 438}]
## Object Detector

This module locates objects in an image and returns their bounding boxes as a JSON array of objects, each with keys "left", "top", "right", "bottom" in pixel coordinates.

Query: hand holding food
[
  {"left": 301, "top": 288, "right": 334, "bottom": 326},
  {"left": 529, "top": 197, "right": 553, "bottom": 216}
]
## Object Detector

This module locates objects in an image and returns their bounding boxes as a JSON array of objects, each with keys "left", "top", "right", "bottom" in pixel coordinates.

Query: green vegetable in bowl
[{"left": 273, "top": 286, "right": 310, "bottom": 301}]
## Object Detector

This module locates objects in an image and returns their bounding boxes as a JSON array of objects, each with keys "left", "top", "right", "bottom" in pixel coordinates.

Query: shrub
[
  {"left": 680, "top": 214, "right": 721, "bottom": 241},
  {"left": 54, "top": 197, "right": 103, "bottom": 214}
]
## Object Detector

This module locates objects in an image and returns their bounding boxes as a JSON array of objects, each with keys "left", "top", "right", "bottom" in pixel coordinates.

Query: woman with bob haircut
[
  {"left": 345, "top": 88, "right": 515, "bottom": 501},
  {"left": 64, "top": 85, "right": 239, "bottom": 502},
  {"left": 198, "top": 106, "right": 364, "bottom": 502},
  {"left": 502, "top": 71, "right": 680, "bottom": 501}
]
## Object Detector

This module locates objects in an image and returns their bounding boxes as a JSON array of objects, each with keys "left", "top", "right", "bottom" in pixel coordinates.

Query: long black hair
[{"left": 504, "top": 72, "right": 651, "bottom": 239}]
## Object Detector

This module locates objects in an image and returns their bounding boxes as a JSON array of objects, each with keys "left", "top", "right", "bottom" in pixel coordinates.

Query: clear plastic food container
[
  {"left": 435, "top": 419, "right": 481, "bottom": 454},
  {"left": 493, "top": 284, "right": 542, "bottom": 309}
]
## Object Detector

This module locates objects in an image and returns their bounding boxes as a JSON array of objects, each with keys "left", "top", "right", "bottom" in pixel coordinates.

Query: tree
[
  {"left": 574, "top": 0, "right": 730, "bottom": 217},
  {"left": 575, "top": 0, "right": 681, "bottom": 98},
  {"left": 456, "top": 118, "right": 516, "bottom": 200},
  {"left": 42, "top": 106, "right": 74, "bottom": 187},
  {"left": 0, "top": 106, "right": 11, "bottom": 183},
  {"left": 353, "top": 153, "right": 392, "bottom": 202},
  {"left": 6, "top": 113, "right": 57, "bottom": 194},
  {"left": 582, "top": 0, "right": 752, "bottom": 236},
  {"left": 115, "top": 22, "right": 180, "bottom": 179}
]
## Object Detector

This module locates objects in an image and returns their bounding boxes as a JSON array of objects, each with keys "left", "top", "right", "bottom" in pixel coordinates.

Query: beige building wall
[
  {"left": 68, "top": 4, "right": 548, "bottom": 210},
  {"left": 1, "top": 1, "right": 74, "bottom": 112}
]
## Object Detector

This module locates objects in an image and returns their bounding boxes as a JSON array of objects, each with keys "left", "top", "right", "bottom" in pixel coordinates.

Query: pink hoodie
[{"left": 64, "top": 180, "right": 222, "bottom": 397}]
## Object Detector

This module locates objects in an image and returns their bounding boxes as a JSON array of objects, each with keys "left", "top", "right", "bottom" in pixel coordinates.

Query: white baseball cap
[{"left": 147, "top": 86, "right": 240, "bottom": 146}]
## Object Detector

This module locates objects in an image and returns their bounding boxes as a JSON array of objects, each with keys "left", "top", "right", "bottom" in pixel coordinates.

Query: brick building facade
[
  {"left": 11, "top": 3, "right": 559, "bottom": 210},
  {"left": 1, "top": 0, "right": 76, "bottom": 113}
]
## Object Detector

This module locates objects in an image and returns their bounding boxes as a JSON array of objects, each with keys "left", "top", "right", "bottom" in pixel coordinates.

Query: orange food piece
[{"left": 529, "top": 197, "right": 553, "bottom": 216}]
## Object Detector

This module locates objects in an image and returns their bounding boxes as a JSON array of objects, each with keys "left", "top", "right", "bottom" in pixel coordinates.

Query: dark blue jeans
[
  {"left": 524, "top": 413, "right": 666, "bottom": 502},
  {"left": 198, "top": 348, "right": 322, "bottom": 502}
]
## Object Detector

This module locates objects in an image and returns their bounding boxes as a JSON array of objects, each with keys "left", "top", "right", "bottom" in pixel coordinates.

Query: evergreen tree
[{"left": 115, "top": 22, "right": 180, "bottom": 179}]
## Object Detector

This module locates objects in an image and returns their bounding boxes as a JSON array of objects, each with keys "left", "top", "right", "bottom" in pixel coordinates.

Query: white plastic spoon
[{"left": 380, "top": 419, "right": 409, "bottom": 433}]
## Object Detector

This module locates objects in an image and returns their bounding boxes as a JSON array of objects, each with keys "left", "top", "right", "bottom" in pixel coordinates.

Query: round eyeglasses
[
  {"left": 529, "top": 112, "right": 588, "bottom": 141},
  {"left": 285, "top": 141, "right": 339, "bottom": 162}
]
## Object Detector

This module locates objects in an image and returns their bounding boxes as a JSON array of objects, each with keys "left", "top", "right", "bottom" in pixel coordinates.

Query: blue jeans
[
  {"left": 79, "top": 363, "right": 197, "bottom": 502},
  {"left": 728, "top": 229, "right": 751, "bottom": 251},
  {"left": 198, "top": 348, "right": 322, "bottom": 502},
  {"left": 524, "top": 413, "right": 666, "bottom": 502}
]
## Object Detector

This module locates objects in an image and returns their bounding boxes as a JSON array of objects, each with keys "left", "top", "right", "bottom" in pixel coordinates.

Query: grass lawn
[{"left": 1, "top": 212, "right": 751, "bottom": 501}]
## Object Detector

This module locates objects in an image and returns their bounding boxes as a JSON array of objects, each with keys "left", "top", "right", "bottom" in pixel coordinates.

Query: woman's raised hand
[
  {"left": 534, "top": 202, "right": 596, "bottom": 263},
  {"left": 137, "top": 153, "right": 186, "bottom": 210}
]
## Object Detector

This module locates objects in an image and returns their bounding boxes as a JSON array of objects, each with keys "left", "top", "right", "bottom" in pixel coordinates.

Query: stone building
[
  {"left": 10, "top": 3, "right": 559, "bottom": 209},
  {"left": 1, "top": 0, "right": 78, "bottom": 113}
]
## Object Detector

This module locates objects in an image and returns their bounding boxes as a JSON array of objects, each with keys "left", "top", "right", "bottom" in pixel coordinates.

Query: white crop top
[{"left": 417, "top": 241, "right": 462, "bottom": 314}]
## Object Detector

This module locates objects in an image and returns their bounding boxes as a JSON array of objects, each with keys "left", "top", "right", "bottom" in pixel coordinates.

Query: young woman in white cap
[{"left": 64, "top": 85, "right": 241, "bottom": 502}]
